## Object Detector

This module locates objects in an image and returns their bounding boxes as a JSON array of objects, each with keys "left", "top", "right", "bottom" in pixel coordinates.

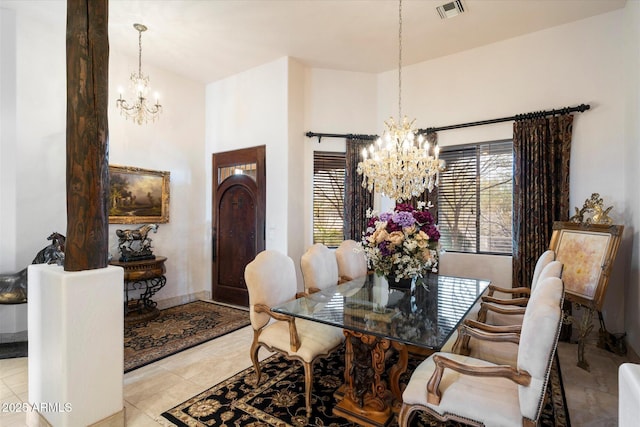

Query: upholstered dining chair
[
  {"left": 301, "top": 243, "right": 340, "bottom": 294},
  {"left": 398, "top": 276, "right": 564, "bottom": 427},
  {"left": 452, "top": 274, "right": 564, "bottom": 368},
  {"left": 335, "top": 239, "right": 368, "bottom": 283},
  {"left": 485, "top": 249, "right": 555, "bottom": 300},
  {"left": 477, "top": 259, "right": 563, "bottom": 325},
  {"left": 245, "top": 250, "right": 344, "bottom": 418}
]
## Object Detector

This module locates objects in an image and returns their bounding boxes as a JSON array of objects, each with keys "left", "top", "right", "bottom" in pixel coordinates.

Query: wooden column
[{"left": 65, "top": 0, "right": 109, "bottom": 271}]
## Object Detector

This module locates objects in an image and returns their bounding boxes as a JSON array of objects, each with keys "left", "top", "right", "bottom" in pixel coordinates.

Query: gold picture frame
[
  {"left": 549, "top": 221, "right": 623, "bottom": 311},
  {"left": 109, "top": 165, "right": 170, "bottom": 224}
]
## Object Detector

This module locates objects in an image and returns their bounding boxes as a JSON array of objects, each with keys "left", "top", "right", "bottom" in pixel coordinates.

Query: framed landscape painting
[
  {"left": 549, "top": 221, "right": 623, "bottom": 310},
  {"left": 109, "top": 165, "right": 170, "bottom": 224}
]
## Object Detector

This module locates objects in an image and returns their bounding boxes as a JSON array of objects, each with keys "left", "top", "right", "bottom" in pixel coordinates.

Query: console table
[{"left": 110, "top": 256, "right": 167, "bottom": 323}]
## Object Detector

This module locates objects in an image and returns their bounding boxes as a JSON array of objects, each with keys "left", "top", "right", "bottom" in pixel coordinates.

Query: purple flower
[
  {"left": 386, "top": 220, "right": 402, "bottom": 232},
  {"left": 367, "top": 216, "right": 378, "bottom": 228},
  {"left": 392, "top": 211, "right": 416, "bottom": 228},
  {"left": 378, "top": 241, "right": 394, "bottom": 257},
  {"left": 395, "top": 203, "right": 414, "bottom": 213},
  {"left": 413, "top": 210, "right": 433, "bottom": 225},
  {"left": 379, "top": 212, "right": 392, "bottom": 222},
  {"left": 426, "top": 225, "right": 440, "bottom": 241}
]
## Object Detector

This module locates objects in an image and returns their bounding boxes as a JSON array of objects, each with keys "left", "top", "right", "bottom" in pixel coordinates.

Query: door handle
[{"left": 212, "top": 227, "right": 217, "bottom": 261}]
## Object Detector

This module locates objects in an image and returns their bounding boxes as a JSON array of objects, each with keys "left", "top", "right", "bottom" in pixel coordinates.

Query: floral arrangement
[{"left": 360, "top": 201, "right": 440, "bottom": 281}]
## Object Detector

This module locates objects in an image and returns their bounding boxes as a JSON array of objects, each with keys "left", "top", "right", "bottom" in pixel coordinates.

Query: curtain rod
[
  {"left": 420, "top": 103, "right": 590, "bottom": 134},
  {"left": 304, "top": 132, "right": 378, "bottom": 143},
  {"left": 306, "top": 103, "right": 591, "bottom": 142}
]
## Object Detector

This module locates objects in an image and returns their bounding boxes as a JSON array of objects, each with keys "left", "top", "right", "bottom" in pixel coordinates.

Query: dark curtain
[
  {"left": 512, "top": 115, "right": 573, "bottom": 288},
  {"left": 344, "top": 137, "right": 374, "bottom": 241},
  {"left": 404, "top": 132, "right": 440, "bottom": 223}
]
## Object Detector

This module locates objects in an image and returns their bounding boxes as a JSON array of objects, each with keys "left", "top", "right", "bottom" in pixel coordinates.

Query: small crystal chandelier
[
  {"left": 116, "top": 23, "right": 162, "bottom": 125},
  {"left": 357, "top": 0, "right": 445, "bottom": 202}
]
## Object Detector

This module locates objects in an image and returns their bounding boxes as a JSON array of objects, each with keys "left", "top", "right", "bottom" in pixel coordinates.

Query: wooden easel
[{"left": 550, "top": 220, "right": 624, "bottom": 371}]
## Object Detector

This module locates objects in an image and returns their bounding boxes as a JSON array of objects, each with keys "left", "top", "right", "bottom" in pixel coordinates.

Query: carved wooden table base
[{"left": 333, "top": 330, "right": 409, "bottom": 427}]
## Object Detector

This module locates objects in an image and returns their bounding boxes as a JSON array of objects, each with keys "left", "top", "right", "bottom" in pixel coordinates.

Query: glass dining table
[{"left": 272, "top": 273, "right": 490, "bottom": 427}]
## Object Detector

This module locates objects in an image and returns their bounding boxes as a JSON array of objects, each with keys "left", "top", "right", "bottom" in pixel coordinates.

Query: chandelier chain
[
  {"left": 138, "top": 28, "right": 143, "bottom": 77},
  {"left": 356, "top": 0, "right": 446, "bottom": 201},
  {"left": 398, "top": 0, "right": 402, "bottom": 120}
]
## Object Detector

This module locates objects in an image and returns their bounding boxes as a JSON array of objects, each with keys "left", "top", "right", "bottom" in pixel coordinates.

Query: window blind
[{"left": 313, "top": 151, "right": 346, "bottom": 247}]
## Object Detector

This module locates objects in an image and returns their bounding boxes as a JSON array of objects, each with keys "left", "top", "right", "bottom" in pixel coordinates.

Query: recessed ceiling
[{"left": 1, "top": 0, "right": 626, "bottom": 84}]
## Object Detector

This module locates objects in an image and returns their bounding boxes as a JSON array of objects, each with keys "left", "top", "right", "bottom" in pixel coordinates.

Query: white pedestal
[
  {"left": 28, "top": 264, "right": 124, "bottom": 427},
  {"left": 619, "top": 363, "right": 640, "bottom": 427}
]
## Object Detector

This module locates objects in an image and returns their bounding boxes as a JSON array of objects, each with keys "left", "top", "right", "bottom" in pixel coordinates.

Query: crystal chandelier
[
  {"left": 357, "top": 0, "right": 445, "bottom": 202},
  {"left": 116, "top": 23, "right": 162, "bottom": 125}
]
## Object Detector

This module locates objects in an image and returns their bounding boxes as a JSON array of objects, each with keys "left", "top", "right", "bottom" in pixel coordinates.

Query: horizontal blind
[
  {"left": 438, "top": 147, "right": 478, "bottom": 253},
  {"left": 313, "top": 151, "right": 345, "bottom": 247},
  {"left": 479, "top": 141, "right": 513, "bottom": 254}
]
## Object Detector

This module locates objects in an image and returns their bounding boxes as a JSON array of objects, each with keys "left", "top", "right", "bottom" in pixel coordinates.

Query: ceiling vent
[{"left": 437, "top": 0, "right": 465, "bottom": 19}]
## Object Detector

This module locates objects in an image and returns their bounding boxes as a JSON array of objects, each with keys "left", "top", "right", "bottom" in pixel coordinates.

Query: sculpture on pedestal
[
  {"left": 116, "top": 223, "right": 158, "bottom": 262},
  {"left": 0, "top": 231, "right": 66, "bottom": 304}
]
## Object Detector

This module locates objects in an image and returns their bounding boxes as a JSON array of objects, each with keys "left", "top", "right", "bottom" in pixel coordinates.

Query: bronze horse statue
[
  {"left": 32, "top": 232, "right": 66, "bottom": 265},
  {"left": 116, "top": 223, "right": 158, "bottom": 243},
  {"left": 116, "top": 224, "right": 158, "bottom": 261},
  {"left": 0, "top": 232, "right": 66, "bottom": 304},
  {"left": 0, "top": 268, "right": 27, "bottom": 304}
]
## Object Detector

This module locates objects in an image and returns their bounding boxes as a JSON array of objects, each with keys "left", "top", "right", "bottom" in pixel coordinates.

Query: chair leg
[
  {"left": 397, "top": 403, "right": 414, "bottom": 427},
  {"left": 303, "top": 361, "right": 314, "bottom": 418},
  {"left": 250, "top": 331, "right": 263, "bottom": 385}
]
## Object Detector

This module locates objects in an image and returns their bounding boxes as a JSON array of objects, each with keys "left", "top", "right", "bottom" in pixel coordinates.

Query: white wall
[
  {"left": 109, "top": 51, "right": 207, "bottom": 306},
  {"left": 205, "top": 57, "right": 289, "bottom": 262},
  {"left": 287, "top": 59, "right": 306, "bottom": 286},
  {"left": 623, "top": 1, "right": 640, "bottom": 354},
  {"left": 0, "top": 7, "right": 25, "bottom": 338},
  {"left": 205, "top": 57, "right": 319, "bottom": 289},
  {"left": 378, "top": 8, "right": 634, "bottom": 345},
  {"left": 303, "top": 67, "right": 378, "bottom": 245},
  {"left": 0, "top": 7, "right": 207, "bottom": 340}
]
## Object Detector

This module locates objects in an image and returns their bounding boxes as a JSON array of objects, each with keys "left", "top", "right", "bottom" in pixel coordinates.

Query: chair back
[
  {"left": 517, "top": 276, "right": 564, "bottom": 421},
  {"left": 245, "top": 250, "right": 297, "bottom": 330},
  {"left": 531, "top": 260, "right": 563, "bottom": 292},
  {"left": 530, "top": 250, "right": 555, "bottom": 290},
  {"left": 335, "top": 240, "right": 367, "bottom": 281},
  {"left": 301, "top": 243, "right": 339, "bottom": 292}
]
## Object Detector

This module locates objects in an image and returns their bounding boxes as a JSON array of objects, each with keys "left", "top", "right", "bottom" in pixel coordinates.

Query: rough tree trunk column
[{"left": 65, "top": 0, "right": 109, "bottom": 271}]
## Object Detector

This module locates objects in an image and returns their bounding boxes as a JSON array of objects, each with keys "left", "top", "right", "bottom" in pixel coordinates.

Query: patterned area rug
[
  {"left": 161, "top": 349, "right": 570, "bottom": 426},
  {"left": 124, "top": 301, "right": 250, "bottom": 372}
]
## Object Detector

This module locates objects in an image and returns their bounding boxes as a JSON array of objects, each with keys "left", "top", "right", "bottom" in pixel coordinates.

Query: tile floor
[{"left": 1, "top": 324, "right": 638, "bottom": 426}]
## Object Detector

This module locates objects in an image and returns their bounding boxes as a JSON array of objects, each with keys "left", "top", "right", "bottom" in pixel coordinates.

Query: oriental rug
[
  {"left": 161, "top": 349, "right": 570, "bottom": 426},
  {"left": 124, "top": 300, "right": 250, "bottom": 373}
]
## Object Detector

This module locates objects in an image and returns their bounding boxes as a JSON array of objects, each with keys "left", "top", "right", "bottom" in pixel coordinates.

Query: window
[
  {"left": 438, "top": 140, "right": 513, "bottom": 254},
  {"left": 313, "top": 151, "right": 345, "bottom": 247}
]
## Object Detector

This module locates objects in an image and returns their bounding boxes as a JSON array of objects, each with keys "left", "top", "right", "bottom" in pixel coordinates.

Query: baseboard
[
  {"left": 155, "top": 291, "right": 211, "bottom": 310},
  {"left": 0, "top": 330, "right": 28, "bottom": 343}
]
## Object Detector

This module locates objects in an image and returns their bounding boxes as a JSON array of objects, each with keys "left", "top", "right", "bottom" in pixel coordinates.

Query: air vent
[{"left": 437, "top": 0, "right": 465, "bottom": 19}]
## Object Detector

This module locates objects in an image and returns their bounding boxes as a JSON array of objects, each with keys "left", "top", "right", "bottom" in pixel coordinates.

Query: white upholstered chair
[
  {"left": 300, "top": 243, "right": 340, "bottom": 294},
  {"left": 335, "top": 239, "right": 368, "bottom": 283},
  {"left": 399, "top": 276, "right": 564, "bottom": 427},
  {"left": 485, "top": 249, "right": 555, "bottom": 300},
  {"left": 245, "top": 250, "right": 344, "bottom": 417},
  {"left": 478, "top": 259, "right": 563, "bottom": 326},
  {"left": 452, "top": 272, "right": 563, "bottom": 368}
]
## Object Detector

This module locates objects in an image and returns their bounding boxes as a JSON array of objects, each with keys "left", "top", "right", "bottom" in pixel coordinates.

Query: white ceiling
[{"left": 1, "top": 0, "right": 626, "bottom": 84}]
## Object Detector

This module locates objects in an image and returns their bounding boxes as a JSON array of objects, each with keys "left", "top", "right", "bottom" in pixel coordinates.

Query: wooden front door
[{"left": 212, "top": 146, "right": 265, "bottom": 306}]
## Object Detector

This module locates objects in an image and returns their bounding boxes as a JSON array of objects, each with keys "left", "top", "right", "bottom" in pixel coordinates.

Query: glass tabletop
[{"left": 272, "top": 274, "right": 490, "bottom": 350}]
